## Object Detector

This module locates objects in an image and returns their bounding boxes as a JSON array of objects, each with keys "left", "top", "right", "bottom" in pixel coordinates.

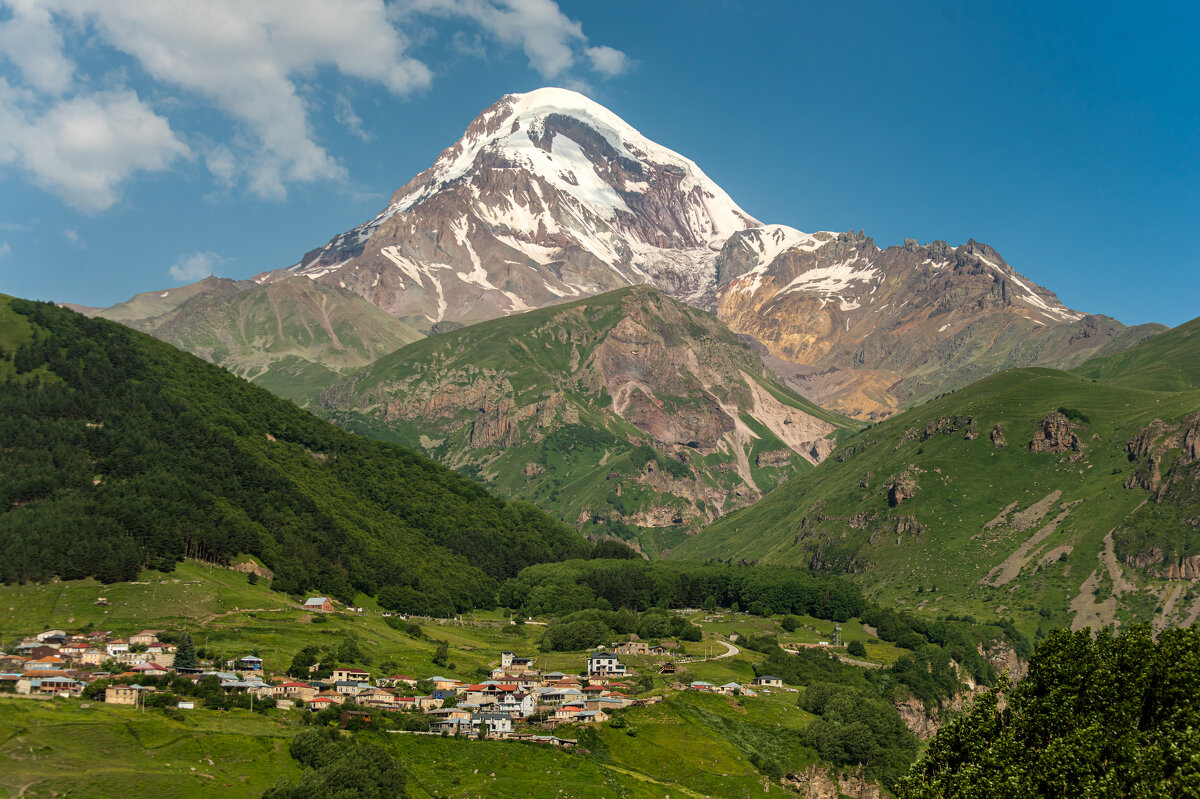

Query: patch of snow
[
  {"left": 778, "top": 258, "right": 881, "bottom": 298},
  {"left": 159, "top": 291, "right": 169, "bottom": 298},
  {"left": 938, "top": 323, "right": 950, "bottom": 333}
]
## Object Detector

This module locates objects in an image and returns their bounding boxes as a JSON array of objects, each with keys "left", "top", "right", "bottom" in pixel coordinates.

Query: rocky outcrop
[
  {"left": 886, "top": 468, "right": 922, "bottom": 507},
  {"left": 1123, "top": 413, "right": 1200, "bottom": 499},
  {"left": 1029, "top": 411, "right": 1081, "bottom": 454},
  {"left": 991, "top": 423, "right": 1007, "bottom": 448},
  {"left": 782, "top": 766, "right": 884, "bottom": 799},
  {"left": 755, "top": 449, "right": 793, "bottom": 469}
]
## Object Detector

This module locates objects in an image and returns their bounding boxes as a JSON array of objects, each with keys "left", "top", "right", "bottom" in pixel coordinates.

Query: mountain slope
[
  {"left": 317, "top": 285, "right": 856, "bottom": 554},
  {"left": 713, "top": 232, "right": 1166, "bottom": 417},
  {"left": 260, "top": 87, "right": 758, "bottom": 329},
  {"left": 123, "top": 277, "right": 424, "bottom": 403},
  {"left": 674, "top": 349, "right": 1200, "bottom": 634},
  {"left": 0, "top": 295, "right": 589, "bottom": 613},
  {"left": 1072, "top": 315, "right": 1200, "bottom": 391},
  {"left": 246, "top": 87, "right": 1160, "bottom": 420}
]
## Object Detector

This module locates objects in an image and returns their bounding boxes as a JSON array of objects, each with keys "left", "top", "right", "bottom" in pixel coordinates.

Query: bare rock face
[
  {"left": 1029, "top": 411, "right": 1082, "bottom": 454},
  {"left": 782, "top": 766, "right": 884, "bottom": 799},
  {"left": 887, "top": 469, "right": 921, "bottom": 507},
  {"left": 991, "top": 423, "right": 1007, "bottom": 448}
]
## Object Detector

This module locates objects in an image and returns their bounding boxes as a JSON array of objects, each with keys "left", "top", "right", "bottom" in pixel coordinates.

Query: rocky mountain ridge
[{"left": 250, "top": 87, "right": 1162, "bottom": 419}]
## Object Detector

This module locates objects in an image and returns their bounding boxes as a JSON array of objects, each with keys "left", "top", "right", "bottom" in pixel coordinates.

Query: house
[
  {"left": 131, "top": 662, "right": 170, "bottom": 676},
  {"left": 177, "top": 700, "right": 195, "bottom": 710},
  {"left": 753, "top": 675, "right": 783, "bottom": 688},
  {"left": 573, "top": 709, "right": 609, "bottom": 723},
  {"left": 658, "top": 662, "right": 677, "bottom": 675},
  {"left": 19, "top": 672, "right": 82, "bottom": 696},
  {"left": 498, "top": 652, "right": 536, "bottom": 674},
  {"left": 498, "top": 691, "right": 536, "bottom": 718},
  {"left": 35, "top": 630, "right": 66, "bottom": 643},
  {"left": 473, "top": 712, "right": 513, "bottom": 735},
  {"left": 355, "top": 687, "right": 395, "bottom": 705},
  {"left": 130, "top": 630, "right": 162, "bottom": 646},
  {"left": 106, "top": 640, "right": 130, "bottom": 656},
  {"left": 331, "top": 668, "right": 370, "bottom": 683},
  {"left": 414, "top": 695, "right": 444, "bottom": 711},
  {"left": 303, "top": 597, "right": 334, "bottom": 612},
  {"left": 614, "top": 641, "right": 649, "bottom": 656},
  {"left": 105, "top": 684, "right": 140, "bottom": 704},
  {"left": 275, "top": 682, "right": 318, "bottom": 701},
  {"left": 308, "top": 696, "right": 338, "bottom": 710},
  {"left": 333, "top": 680, "right": 367, "bottom": 696},
  {"left": 553, "top": 705, "right": 584, "bottom": 720},
  {"left": 688, "top": 681, "right": 716, "bottom": 692},
  {"left": 428, "top": 676, "right": 462, "bottom": 692},
  {"left": 237, "top": 656, "right": 263, "bottom": 671},
  {"left": 586, "top": 652, "right": 626, "bottom": 678},
  {"left": 314, "top": 690, "right": 347, "bottom": 705},
  {"left": 379, "top": 674, "right": 417, "bottom": 687}
]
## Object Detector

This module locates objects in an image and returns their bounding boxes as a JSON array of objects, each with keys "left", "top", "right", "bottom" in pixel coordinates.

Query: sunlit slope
[
  {"left": 674, "top": 365, "right": 1200, "bottom": 635},
  {"left": 319, "top": 285, "right": 858, "bottom": 555}
]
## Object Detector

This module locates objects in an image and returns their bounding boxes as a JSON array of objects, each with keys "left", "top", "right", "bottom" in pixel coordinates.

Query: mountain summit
[
  {"left": 253, "top": 88, "right": 1161, "bottom": 417},
  {"left": 264, "top": 87, "right": 761, "bottom": 326}
]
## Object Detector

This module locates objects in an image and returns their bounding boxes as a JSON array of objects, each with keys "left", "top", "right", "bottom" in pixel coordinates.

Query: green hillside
[
  {"left": 120, "top": 277, "right": 424, "bottom": 404},
  {"left": 674, "top": 360, "right": 1200, "bottom": 636},
  {"left": 318, "top": 285, "right": 857, "bottom": 556},
  {"left": 1073, "top": 314, "right": 1200, "bottom": 391},
  {"left": 0, "top": 295, "right": 589, "bottom": 614}
]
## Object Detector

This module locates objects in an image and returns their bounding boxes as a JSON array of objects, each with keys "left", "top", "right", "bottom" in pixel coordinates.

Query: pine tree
[{"left": 174, "top": 632, "right": 198, "bottom": 670}]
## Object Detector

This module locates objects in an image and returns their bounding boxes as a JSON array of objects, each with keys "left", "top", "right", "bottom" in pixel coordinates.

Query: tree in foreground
[{"left": 897, "top": 624, "right": 1200, "bottom": 798}]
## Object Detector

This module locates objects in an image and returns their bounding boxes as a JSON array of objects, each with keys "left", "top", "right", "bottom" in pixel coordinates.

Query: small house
[
  {"left": 753, "top": 675, "right": 783, "bottom": 688},
  {"left": 586, "top": 652, "right": 626, "bottom": 678},
  {"left": 303, "top": 597, "right": 334, "bottom": 613}
]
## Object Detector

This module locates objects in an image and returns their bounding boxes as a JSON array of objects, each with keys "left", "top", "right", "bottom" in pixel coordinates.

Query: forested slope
[{"left": 0, "top": 296, "right": 589, "bottom": 613}]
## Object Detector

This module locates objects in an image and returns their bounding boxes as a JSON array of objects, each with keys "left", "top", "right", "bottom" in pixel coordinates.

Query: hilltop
[{"left": 95, "top": 277, "right": 424, "bottom": 404}]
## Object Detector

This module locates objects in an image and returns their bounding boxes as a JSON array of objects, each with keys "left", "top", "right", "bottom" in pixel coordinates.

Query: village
[{"left": 0, "top": 596, "right": 802, "bottom": 745}]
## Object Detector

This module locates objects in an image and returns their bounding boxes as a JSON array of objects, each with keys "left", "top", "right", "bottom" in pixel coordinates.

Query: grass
[
  {"left": 675, "top": 363, "right": 1200, "bottom": 637},
  {"left": 0, "top": 697, "right": 302, "bottom": 798}
]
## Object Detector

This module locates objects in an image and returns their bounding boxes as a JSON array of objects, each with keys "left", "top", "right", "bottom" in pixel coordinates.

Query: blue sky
[{"left": 0, "top": 0, "right": 1195, "bottom": 325}]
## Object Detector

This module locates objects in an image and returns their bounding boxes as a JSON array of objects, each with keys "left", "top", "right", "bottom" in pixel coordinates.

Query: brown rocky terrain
[{"left": 317, "top": 286, "right": 852, "bottom": 549}]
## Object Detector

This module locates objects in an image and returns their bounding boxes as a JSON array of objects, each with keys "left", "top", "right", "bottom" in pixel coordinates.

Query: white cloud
[
  {"left": 334, "top": 93, "right": 372, "bottom": 142},
  {"left": 0, "top": 83, "right": 190, "bottom": 212},
  {"left": 585, "top": 45, "right": 631, "bottom": 78},
  {"left": 169, "top": 251, "right": 225, "bottom": 282},
  {"left": 63, "top": 228, "right": 84, "bottom": 248},
  {"left": 0, "top": 0, "right": 74, "bottom": 93},
  {"left": 408, "top": 0, "right": 629, "bottom": 79},
  {"left": 0, "top": 0, "right": 631, "bottom": 208},
  {"left": 0, "top": 242, "right": 10, "bottom": 257}
]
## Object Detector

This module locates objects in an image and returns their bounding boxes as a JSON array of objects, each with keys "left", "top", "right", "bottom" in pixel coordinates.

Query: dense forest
[
  {"left": 498, "top": 560, "right": 865, "bottom": 621},
  {"left": 0, "top": 297, "right": 590, "bottom": 613}
]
